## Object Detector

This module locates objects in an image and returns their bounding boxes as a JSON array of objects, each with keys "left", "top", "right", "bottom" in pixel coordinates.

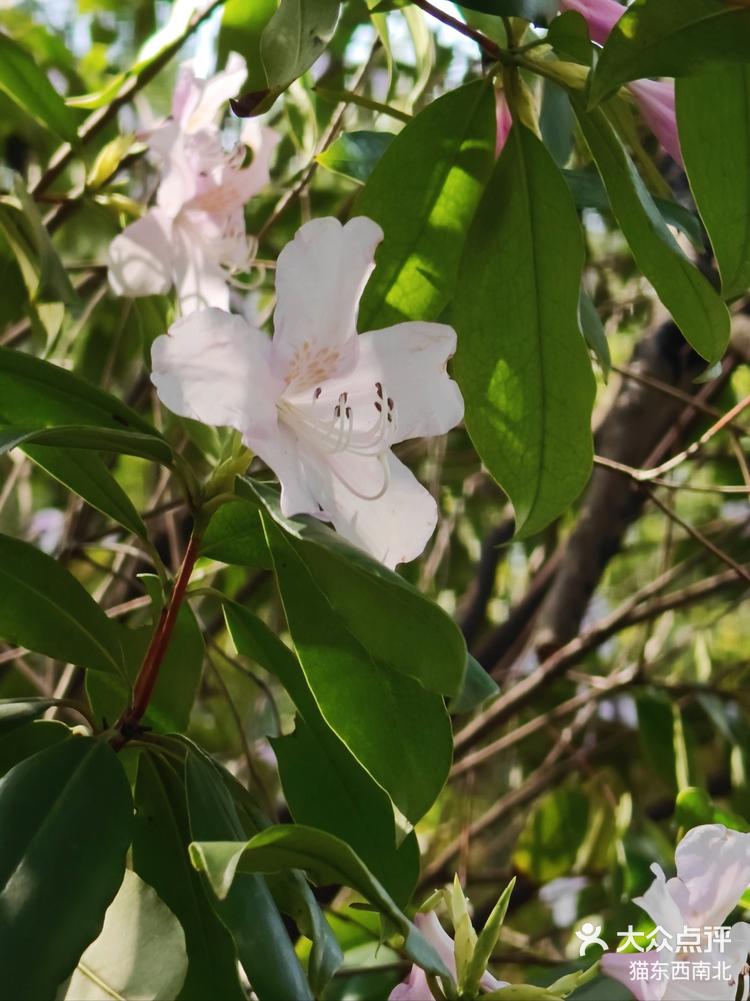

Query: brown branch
[
  {"left": 112, "top": 529, "right": 201, "bottom": 745},
  {"left": 410, "top": 0, "right": 501, "bottom": 59}
]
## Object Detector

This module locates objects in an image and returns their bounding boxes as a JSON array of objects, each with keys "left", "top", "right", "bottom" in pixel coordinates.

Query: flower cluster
[{"left": 108, "top": 53, "right": 279, "bottom": 313}]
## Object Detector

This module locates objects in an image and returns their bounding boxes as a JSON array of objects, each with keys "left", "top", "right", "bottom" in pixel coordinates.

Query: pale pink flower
[
  {"left": 108, "top": 54, "right": 279, "bottom": 313},
  {"left": 557, "top": 0, "right": 683, "bottom": 165},
  {"left": 628, "top": 79, "right": 684, "bottom": 168},
  {"left": 559, "top": 0, "right": 625, "bottom": 45},
  {"left": 389, "top": 912, "right": 507, "bottom": 1000},
  {"left": 495, "top": 92, "right": 513, "bottom": 158},
  {"left": 602, "top": 824, "right": 750, "bottom": 1000},
  {"left": 150, "top": 217, "right": 464, "bottom": 568}
]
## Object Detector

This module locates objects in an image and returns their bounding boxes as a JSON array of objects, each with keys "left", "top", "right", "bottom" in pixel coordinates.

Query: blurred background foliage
[{"left": 0, "top": 1, "right": 748, "bottom": 997}]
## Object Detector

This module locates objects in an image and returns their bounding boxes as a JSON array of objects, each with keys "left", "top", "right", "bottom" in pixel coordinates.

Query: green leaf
[
  {"left": 449, "top": 654, "right": 500, "bottom": 714},
  {"left": 185, "top": 748, "right": 315, "bottom": 1001},
  {"left": 59, "top": 869, "right": 188, "bottom": 1001},
  {"left": 456, "top": 0, "right": 559, "bottom": 24},
  {"left": 241, "top": 478, "right": 466, "bottom": 698},
  {"left": 22, "top": 445, "right": 148, "bottom": 540},
  {"left": 316, "top": 130, "right": 396, "bottom": 183},
  {"left": 225, "top": 602, "right": 420, "bottom": 906},
  {"left": 454, "top": 124, "right": 595, "bottom": 538},
  {"left": 578, "top": 290, "right": 611, "bottom": 379},
  {"left": 0, "top": 424, "right": 174, "bottom": 465},
  {"left": 219, "top": 0, "right": 278, "bottom": 94},
  {"left": 3, "top": 175, "right": 76, "bottom": 304},
  {"left": 0, "top": 719, "right": 70, "bottom": 778},
  {"left": 189, "top": 825, "right": 452, "bottom": 979},
  {"left": 260, "top": 0, "right": 340, "bottom": 91},
  {"left": 261, "top": 515, "right": 453, "bottom": 824},
  {"left": 572, "top": 98, "right": 730, "bottom": 363},
  {"left": 636, "top": 691, "right": 677, "bottom": 790},
  {"left": 0, "top": 33, "right": 79, "bottom": 143},
  {"left": 200, "top": 499, "right": 271, "bottom": 568},
  {"left": 133, "top": 752, "right": 246, "bottom": 1001},
  {"left": 589, "top": 0, "right": 750, "bottom": 106},
  {"left": 546, "top": 9, "right": 592, "bottom": 64},
  {"left": 0, "top": 737, "right": 133, "bottom": 997},
  {"left": 0, "top": 346, "right": 160, "bottom": 435},
  {"left": 562, "top": 168, "right": 706, "bottom": 253},
  {"left": 0, "top": 697, "right": 60, "bottom": 735},
  {"left": 462, "top": 877, "right": 515, "bottom": 996},
  {"left": 675, "top": 786, "right": 750, "bottom": 834},
  {"left": 356, "top": 79, "right": 496, "bottom": 329},
  {"left": 677, "top": 65, "right": 750, "bottom": 301},
  {"left": 0, "top": 533, "right": 125, "bottom": 675},
  {"left": 87, "top": 605, "right": 204, "bottom": 731}
]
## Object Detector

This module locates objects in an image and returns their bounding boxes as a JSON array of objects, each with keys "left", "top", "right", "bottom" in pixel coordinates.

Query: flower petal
[
  {"left": 633, "top": 864, "right": 686, "bottom": 941},
  {"left": 151, "top": 307, "right": 279, "bottom": 436},
  {"left": 306, "top": 451, "right": 438, "bottom": 568},
  {"left": 558, "top": 0, "right": 624, "bottom": 45},
  {"left": 172, "top": 216, "right": 232, "bottom": 313},
  {"left": 272, "top": 216, "right": 383, "bottom": 377},
  {"left": 108, "top": 209, "right": 174, "bottom": 299},
  {"left": 629, "top": 79, "right": 684, "bottom": 168},
  {"left": 388, "top": 966, "right": 431, "bottom": 1001},
  {"left": 673, "top": 824, "right": 750, "bottom": 927},
  {"left": 247, "top": 422, "right": 320, "bottom": 519},
  {"left": 348, "top": 322, "right": 464, "bottom": 443},
  {"left": 239, "top": 120, "right": 281, "bottom": 198},
  {"left": 173, "top": 52, "right": 247, "bottom": 133}
]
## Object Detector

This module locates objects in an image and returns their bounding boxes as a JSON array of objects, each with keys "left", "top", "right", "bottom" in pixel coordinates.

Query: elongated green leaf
[
  {"left": 12, "top": 175, "right": 76, "bottom": 303},
  {"left": 60, "top": 870, "right": 188, "bottom": 1001},
  {"left": 449, "top": 654, "right": 500, "bottom": 714},
  {"left": 677, "top": 65, "right": 750, "bottom": 301},
  {"left": 0, "top": 424, "right": 174, "bottom": 464},
  {"left": 225, "top": 602, "right": 420, "bottom": 906},
  {"left": 262, "top": 515, "right": 452, "bottom": 824},
  {"left": 185, "top": 749, "right": 314, "bottom": 1001},
  {"left": 0, "top": 33, "right": 79, "bottom": 143},
  {"left": 0, "top": 719, "right": 70, "bottom": 778},
  {"left": 562, "top": 167, "right": 706, "bottom": 252},
  {"left": 189, "top": 825, "right": 451, "bottom": 978},
  {"left": 0, "top": 737, "right": 133, "bottom": 996},
  {"left": 87, "top": 606, "right": 204, "bottom": 731},
  {"left": 0, "top": 346, "right": 160, "bottom": 435},
  {"left": 356, "top": 79, "right": 496, "bottom": 329},
  {"left": 23, "top": 445, "right": 148, "bottom": 539},
  {"left": 590, "top": 0, "right": 750, "bottom": 106},
  {"left": 219, "top": 0, "right": 278, "bottom": 94},
  {"left": 133, "top": 753, "right": 246, "bottom": 1001},
  {"left": 241, "top": 478, "right": 466, "bottom": 698},
  {"left": 578, "top": 290, "right": 611, "bottom": 379},
  {"left": 0, "top": 533, "right": 124, "bottom": 675},
  {"left": 572, "top": 98, "right": 730, "bottom": 363},
  {"left": 316, "top": 130, "right": 396, "bottom": 183},
  {"left": 454, "top": 124, "right": 595, "bottom": 538},
  {"left": 201, "top": 499, "right": 271, "bottom": 568},
  {"left": 261, "top": 0, "right": 340, "bottom": 90}
]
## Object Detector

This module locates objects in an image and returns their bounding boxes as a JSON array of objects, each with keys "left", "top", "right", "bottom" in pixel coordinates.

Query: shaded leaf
[
  {"left": 59, "top": 870, "right": 188, "bottom": 1001},
  {"left": 316, "top": 129, "right": 396, "bottom": 183},
  {"left": 677, "top": 64, "right": 750, "bottom": 301},
  {"left": 0, "top": 32, "right": 79, "bottom": 143},
  {"left": 225, "top": 602, "right": 420, "bottom": 906},
  {"left": 0, "top": 533, "right": 124, "bottom": 675},
  {"left": 189, "top": 825, "right": 452, "bottom": 977},
  {"left": 572, "top": 97, "right": 730, "bottom": 363},
  {"left": 454, "top": 124, "right": 595, "bottom": 538},
  {"left": 0, "top": 737, "right": 133, "bottom": 996}
]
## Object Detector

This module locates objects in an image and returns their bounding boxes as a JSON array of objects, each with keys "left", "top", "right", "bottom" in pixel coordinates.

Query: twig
[
  {"left": 410, "top": 0, "right": 501, "bottom": 59},
  {"left": 593, "top": 455, "right": 750, "bottom": 494},
  {"left": 644, "top": 488, "right": 750, "bottom": 584}
]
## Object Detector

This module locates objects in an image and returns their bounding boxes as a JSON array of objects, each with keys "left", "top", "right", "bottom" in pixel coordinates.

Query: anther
[
  {"left": 375, "top": 382, "right": 383, "bottom": 398},
  {"left": 345, "top": 406, "right": 352, "bottom": 419},
  {"left": 339, "top": 392, "right": 348, "bottom": 403},
  {"left": 313, "top": 387, "right": 322, "bottom": 400},
  {"left": 374, "top": 401, "right": 382, "bottom": 412},
  {"left": 387, "top": 397, "right": 394, "bottom": 411}
]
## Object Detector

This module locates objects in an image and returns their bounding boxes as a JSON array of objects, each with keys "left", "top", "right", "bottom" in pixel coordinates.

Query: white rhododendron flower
[
  {"left": 108, "top": 53, "right": 278, "bottom": 313},
  {"left": 151, "top": 216, "right": 464, "bottom": 568},
  {"left": 603, "top": 824, "right": 750, "bottom": 1000},
  {"left": 389, "top": 911, "right": 507, "bottom": 1000}
]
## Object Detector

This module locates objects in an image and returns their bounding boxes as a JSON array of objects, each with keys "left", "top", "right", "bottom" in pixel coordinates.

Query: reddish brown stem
[{"left": 112, "top": 531, "right": 201, "bottom": 746}]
